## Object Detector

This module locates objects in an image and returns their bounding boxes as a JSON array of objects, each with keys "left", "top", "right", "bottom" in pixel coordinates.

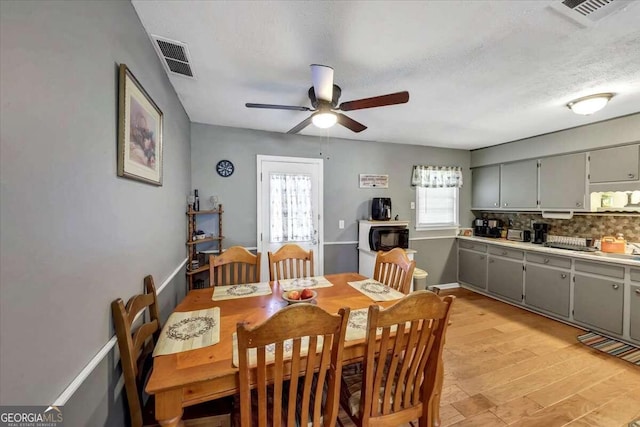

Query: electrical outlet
[
  {"left": 410, "top": 202, "right": 415, "bottom": 210},
  {"left": 338, "top": 220, "right": 344, "bottom": 229}
]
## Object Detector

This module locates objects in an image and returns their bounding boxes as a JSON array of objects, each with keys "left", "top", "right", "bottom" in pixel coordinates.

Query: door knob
[
  {"left": 636, "top": 289, "right": 640, "bottom": 295},
  {"left": 561, "top": 274, "right": 567, "bottom": 279},
  {"left": 629, "top": 173, "right": 635, "bottom": 179}
]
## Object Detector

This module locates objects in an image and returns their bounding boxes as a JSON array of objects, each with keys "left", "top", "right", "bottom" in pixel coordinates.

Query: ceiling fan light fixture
[
  {"left": 312, "top": 111, "right": 337, "bottom": 129},
  {"left": 567, "top": 93, "right": 613, "bottom": 115}
]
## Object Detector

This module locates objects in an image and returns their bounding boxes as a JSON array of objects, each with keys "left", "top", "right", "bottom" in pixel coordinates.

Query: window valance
[{"left": 411, "top": 165, "right": 463, "bottom": 188}]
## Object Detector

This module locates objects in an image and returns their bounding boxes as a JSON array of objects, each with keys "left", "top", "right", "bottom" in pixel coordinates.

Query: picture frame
[{"left": 117, "top": 64, "right": 163, "bottom": 186}]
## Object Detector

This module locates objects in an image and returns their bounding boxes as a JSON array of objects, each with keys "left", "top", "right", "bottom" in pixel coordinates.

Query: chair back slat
[
  {"left": 210, "top": 246, "right": 261, "bottom": 286},
  {"left": 268, "top": 244, "right": 314, "bottom": 281},
  {"left": 111, "top": 275, "right": 161, "bottom": 427},
  {"left": 373, "top": 248, "right": 416, "bottom": 294},
  {"left": 356, "top": 291, "right": 454, "bottom": 426},
  {"left": 237, "top": 304, "right": 349, "bottom": 427}
]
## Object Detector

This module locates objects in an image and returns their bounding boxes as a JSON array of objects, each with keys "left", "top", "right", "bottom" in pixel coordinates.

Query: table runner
[
  {"left": 278, "top": 275, "right": 334, "bottom": 291},
  {"left": 347, "top": 279, "right": 405, "bottom": 302},
  {"left": 231, "top": 332, "right": 325, "bottom": 367},
  {"left": 211, "top": 282, "right": 272, "bottom": 301},
  {"left": 153, "top": 308, "right": 220, "bottom": 357}
]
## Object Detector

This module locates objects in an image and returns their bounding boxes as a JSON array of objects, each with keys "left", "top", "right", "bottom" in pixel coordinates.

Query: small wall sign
[{"left": 359, "top": 174, "right": 389, "bottom": 188}]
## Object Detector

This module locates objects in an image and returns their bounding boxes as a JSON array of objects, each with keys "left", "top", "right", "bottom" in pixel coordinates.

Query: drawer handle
[
  {"left": 489, "top": 259, "right": 495, "bottom": 263},
  {"left": 544, "top": 258, "right": 550, "bottom": 264},
  {"left": 480, "top": 256, "right": 485, "bottom": 260},
  {"left": 612, "top": 284, "right": 620, "bottom": 290},
  {"left": 504, "top": 203, "right": 509, "bottom": 207},
  {"left": 629, "top": 173, "right": 635, "bottom": 179},
  {"left": 561, "top": 274, "right": 567, "bottom": 279},
  {"left": 575, "top": 202, "right": 582, "bottom": 207},
  {"left": 501, "top": 251, "right": 507, "bottom": 256},
  {"left": 494, "top": 202, "right": 498, "bottom": 207},
  {"left": 636, "top": 289, "right": 640, "bottom": 295}
]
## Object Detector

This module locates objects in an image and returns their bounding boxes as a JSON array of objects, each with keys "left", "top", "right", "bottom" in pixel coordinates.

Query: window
[
  {"left": 415, "top": 186, "right": 459, "bottom": 230},
  {"left": 269, "top": 173, "right": 313, "bottom": 242}
]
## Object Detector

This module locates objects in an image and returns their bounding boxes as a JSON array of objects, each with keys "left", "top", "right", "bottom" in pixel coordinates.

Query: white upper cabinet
[
  {"left": 589, "top": 144, "right": 639, "bottom": 183},
  {"left": 471, "top": 165, "right": 500, "bottom": 209},
  {"left": 539, "top": 153, "right": 587, "bottom": 210},
  {"left": 500, "top": 160, "right": 538, "bottom": 209}
]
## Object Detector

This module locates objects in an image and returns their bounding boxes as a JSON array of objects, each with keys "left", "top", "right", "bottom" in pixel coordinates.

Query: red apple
[
  {"left": 300, "top": 288, "right": 314, "bottom": 300},
  {"left": 288, "top": 290, "right": 301, "bottom": 300}
]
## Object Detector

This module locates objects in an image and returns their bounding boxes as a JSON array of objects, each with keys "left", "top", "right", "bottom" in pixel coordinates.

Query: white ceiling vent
[
  {"left": 549, "top": 0, "right": 632, "bottom": 26},
  {"left": 151, "top": 35, "right": 195, "bottom": 79}
]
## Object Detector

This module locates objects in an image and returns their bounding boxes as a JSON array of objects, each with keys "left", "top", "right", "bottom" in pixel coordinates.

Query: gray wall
[
  {"left": 191, "top": 123, "right": 470, "bottom": 282},
  {"left": 0, "top": 1, "right": 190, "bottom": 426},
  {"left": 471, "top": 113, "right": 640, "bottom": 167}
]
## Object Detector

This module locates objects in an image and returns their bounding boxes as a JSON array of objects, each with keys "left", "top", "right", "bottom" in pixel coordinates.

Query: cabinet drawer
[
  {"left": 488, "top": 246, "right": 524, "bottom": 260},
  {"left": 631, "top": 268, "right": 640, "bottom": 283},
  {"left": 458, "top": 240, "right": 487, "bottom": 252},
  {"left": 575, "top": 260, "right": 624, "bottom": 279},
  {"left": 526, "top": 252, "right": 571, "bottom": 269}
]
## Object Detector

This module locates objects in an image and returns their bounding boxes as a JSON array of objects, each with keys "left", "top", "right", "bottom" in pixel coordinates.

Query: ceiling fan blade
[
  {"left": 287, "top": 116, "right": 313, "bottom": 134},
  {"left": 246, "top": 103, "right": 311, "bottom": 112},
  {"left": 310, "top": 64, "right": 334, "bottom": 102},
  {"left": 336, "top": 113, "right": 367, "bottom": 133},
  {"left": 338, "top": 91, "right": 409, "bottom": 111}
]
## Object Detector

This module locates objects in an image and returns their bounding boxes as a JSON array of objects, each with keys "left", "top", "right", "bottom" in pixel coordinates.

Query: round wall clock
[{"left": 216, "top": 160, "right": 234, "bottom": 177}]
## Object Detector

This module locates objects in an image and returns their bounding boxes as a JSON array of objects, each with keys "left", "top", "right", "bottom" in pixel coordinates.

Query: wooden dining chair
[
  {"left": 112, "top": 275, "right": 231, "bottom": 427},
  {"left": 268, "top": 243, "right": 315, "bottom": 282},
  {"left": 339, "top": 291, "right": 455, "bottom": 427},
  {"left": 237, "top": 304, "right": 351, "bottom": 427},
  {"left": 373, "top": 247, "right": 416, "bottom": 294},
  {"left": 209, "top": 245, "right": 261, "bottom": 286}
]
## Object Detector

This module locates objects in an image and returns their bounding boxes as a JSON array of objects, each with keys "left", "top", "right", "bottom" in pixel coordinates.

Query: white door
[{"left": 257, "top": 155, "right": 323, "bottom": 281}]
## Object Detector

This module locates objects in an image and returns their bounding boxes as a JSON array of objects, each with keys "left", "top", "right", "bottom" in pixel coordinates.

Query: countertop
[{"left": 457, "top": 236, "right": 640, "bottom": 267}]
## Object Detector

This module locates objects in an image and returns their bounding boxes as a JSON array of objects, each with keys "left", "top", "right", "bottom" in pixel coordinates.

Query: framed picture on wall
[{"left": 117, "top": 63, "right": 163, "bottom": 186}]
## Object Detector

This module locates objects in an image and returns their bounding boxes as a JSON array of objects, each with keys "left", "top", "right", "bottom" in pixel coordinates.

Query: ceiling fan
[{"left": 245, "top": 64, "right": 409, "bottom": 134}]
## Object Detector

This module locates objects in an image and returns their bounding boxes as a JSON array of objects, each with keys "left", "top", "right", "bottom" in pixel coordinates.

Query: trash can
[{"left": 413, "top": 268, "right": 428, "bottom": 291}]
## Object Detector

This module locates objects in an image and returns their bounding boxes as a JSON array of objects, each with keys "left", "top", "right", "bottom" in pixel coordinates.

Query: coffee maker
[
  {"left": 473, "top": 218, "right": 503, "bottom": 237},
  {"left": 533, "top": 223, "right": 549, "bottom": 244},
  {"left": 371, "top": 197, "right": 392, "bottom": 221}
]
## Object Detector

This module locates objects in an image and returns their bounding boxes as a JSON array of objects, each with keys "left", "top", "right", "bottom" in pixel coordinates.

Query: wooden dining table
[{"left": 146, "top": 272, "right": 444, "bottom": 426}]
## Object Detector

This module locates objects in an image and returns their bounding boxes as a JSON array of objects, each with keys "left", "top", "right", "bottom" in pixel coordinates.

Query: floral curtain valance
[{"left": 411, "top": 165, "right": 463, "bottom": 188}]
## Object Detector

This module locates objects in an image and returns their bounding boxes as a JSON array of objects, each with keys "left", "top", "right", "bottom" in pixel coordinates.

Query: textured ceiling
[{"left": 131, "top": 1, "right": 640, "bottom": 150}]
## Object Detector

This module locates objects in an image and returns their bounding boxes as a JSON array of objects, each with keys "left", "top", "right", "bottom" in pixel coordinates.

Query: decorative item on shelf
[
  {"left": 190, "top": 259, "right": 199, "bottom": 270},
  {"left": 195, "top": 230, "right": 206, "bottom": 240},
  {"left": 209, "top": 195, "right": 219, "bottom": 210},
  {"left": 187, "top": 194, "right": 195, "bottom": 209},
  {"left": 193, "top": 189, "right": 200, "bottom": 211}
]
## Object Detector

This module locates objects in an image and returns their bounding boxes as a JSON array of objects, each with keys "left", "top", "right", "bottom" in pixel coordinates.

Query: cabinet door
[
  {"left": 539, "top": 153, "right": 587, "bottom": 209},
  {"left": 631, "top": 284, "right": 640, "bottom": 342},
  {"left": 458, "top": 249, "right": 487, "bottom": 290},
  {"left": 472, "top": 166, "right": 500, "bottom": 209},
  {"left": 590, "top": 144, "right": 639, "bottom": 183},
  {"left": 487, "top": 256, "right": 523, "bottom": 303},
  {"left": 525, "top": 265, "right": 570, "bottom": 317},
  {"left": 500, "top": 160, "right": 538, "bottom": 209},
  {"left": 574, "top": 273, "right": 623, "bottom": 335}
]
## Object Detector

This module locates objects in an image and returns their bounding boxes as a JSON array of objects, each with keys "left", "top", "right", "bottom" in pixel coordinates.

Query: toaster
[{"left": 507, "top": 229, "right": 531, "bottom": 242}]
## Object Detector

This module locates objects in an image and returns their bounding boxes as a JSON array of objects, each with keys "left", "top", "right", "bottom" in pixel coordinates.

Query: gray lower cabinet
[
  {"left": 524, "top": 264, "right": 570, "bottom": 317},
  {"left": 631, "top": 283, "right": 640, "bottom": 342},
  {"left": 539, "top": 152, "right": 587, "bottom": 210},
  {"left": 488, "top": 256, "right": 523, "bottom": 303},
  {"left": 574, "top": 273, "right": 624, "bottom": 335},
  {"left": 458, "top": 249, "right": 487, "bottom": 290}
]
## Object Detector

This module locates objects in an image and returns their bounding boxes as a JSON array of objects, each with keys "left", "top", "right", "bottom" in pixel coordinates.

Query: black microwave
[{"left": 369, "top": 226, "right": 409, "bottom": 251}]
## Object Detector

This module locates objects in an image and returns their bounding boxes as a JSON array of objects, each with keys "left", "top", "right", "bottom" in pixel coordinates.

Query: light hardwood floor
[{"left": 338, "top": 288, "right": 640, "bottom": 427}]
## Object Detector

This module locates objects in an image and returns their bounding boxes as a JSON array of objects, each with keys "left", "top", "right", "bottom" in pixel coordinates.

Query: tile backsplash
[{"left": 475, "top": 213, "right": 640, "bottom": 242}]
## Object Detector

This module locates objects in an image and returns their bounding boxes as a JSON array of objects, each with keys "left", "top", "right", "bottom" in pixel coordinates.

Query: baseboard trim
[
  {"left": 53, "top": 258, "right": 187, "bottom": 406},
  {"left": 428, "top": 282, "right": 460, "bottom": 290},
  {"left": 324, "top": 241, "right": 358, "bottom": 245}
]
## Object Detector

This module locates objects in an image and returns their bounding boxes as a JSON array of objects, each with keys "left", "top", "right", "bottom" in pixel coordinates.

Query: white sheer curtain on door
[{"left": 270, "top": 173, "right": 313, "bottom": 242}]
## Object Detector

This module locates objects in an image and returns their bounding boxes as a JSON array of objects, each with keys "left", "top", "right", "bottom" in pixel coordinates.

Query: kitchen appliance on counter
[
  {"left": 507, "top": 229, "right": 532, "bottom": 242},
  {"left": 371, "top": 197, "right": 392, "bottom": 221},
  {"left": 533, "top": 223, "right": 549, "bottom": 244},
  {"left": 473, "top": 218, "right": 503, "bottom": 238}
]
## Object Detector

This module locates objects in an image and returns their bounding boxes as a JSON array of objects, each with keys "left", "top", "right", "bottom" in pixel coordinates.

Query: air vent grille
[
  {"left": 151, "top": 35, "right": 195, "bottom": 79},
  {"left": 550, "top": 0, "right": 629, "bottom": 25}
]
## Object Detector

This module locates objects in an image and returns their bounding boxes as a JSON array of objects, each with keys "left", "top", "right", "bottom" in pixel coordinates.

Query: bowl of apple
[{"left": 282, "top": 288, "right": 317, "bottom": 304}]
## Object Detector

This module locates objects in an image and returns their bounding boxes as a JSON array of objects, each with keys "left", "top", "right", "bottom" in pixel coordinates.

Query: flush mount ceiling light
[
  {"left": 311, "top": 110, "right": 337, "bottom": 128},
  {"left": 566, "top": 93, "right": 614, "bottom": 115}
]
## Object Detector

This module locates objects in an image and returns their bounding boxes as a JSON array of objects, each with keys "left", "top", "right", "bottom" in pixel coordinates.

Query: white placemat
[
  {"left": 347, "top": 279, "right": 405, "bottom": 302},
  {"left": 211, "top": 282, "right": 272, "bottom": 301},
  {"left": 278, "top": 276, "right": 334, "bottom": 291},
  {"left": 345, "top": 308, "right": 401, "bottom": 342},
  {"left": 153, "top": 308, "right": 220, "bottom": 357},
  {"left": 232, "top": 332, "right": 324, "bottom": 367}
]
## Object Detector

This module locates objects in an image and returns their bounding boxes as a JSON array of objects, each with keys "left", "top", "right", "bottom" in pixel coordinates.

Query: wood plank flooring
[{"left": 337, "top": 288, "right": 640, "bottom": 427}]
